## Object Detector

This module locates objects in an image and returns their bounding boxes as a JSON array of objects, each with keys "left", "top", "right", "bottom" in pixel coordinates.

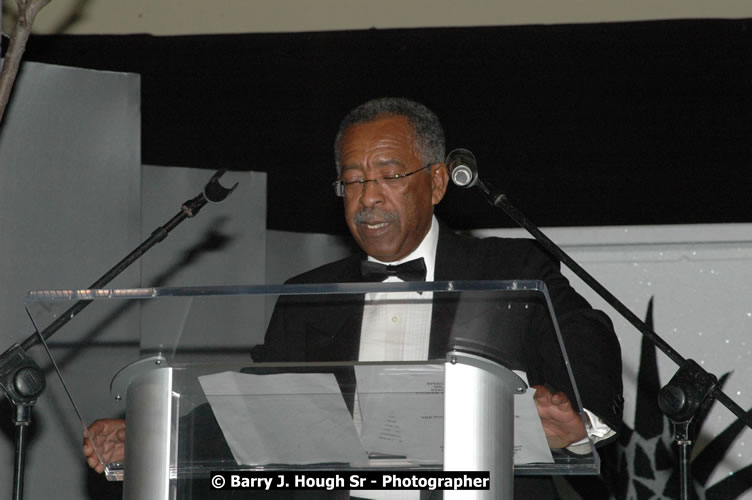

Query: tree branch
[{"left": 0, "top": 0, "right": 51, "bottom": 124}]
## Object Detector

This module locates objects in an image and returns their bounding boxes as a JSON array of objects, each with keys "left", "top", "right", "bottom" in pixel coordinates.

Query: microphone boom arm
[
  {"left": 0, "top": 169, "right": 237, "bottom": 500},
  {"left": 473, "top": 176, "right": 751, "bottom": 430},
  {"left": 20, "top": 170, "right": 237, "bottom": 350},
  {"left": 468, "top": 171, "right": 750, "bottom": 500}
]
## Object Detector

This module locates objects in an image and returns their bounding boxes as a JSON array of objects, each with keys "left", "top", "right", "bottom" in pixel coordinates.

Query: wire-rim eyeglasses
[{"left": 332, "top": 163, "right": 435, "bottom": 197}]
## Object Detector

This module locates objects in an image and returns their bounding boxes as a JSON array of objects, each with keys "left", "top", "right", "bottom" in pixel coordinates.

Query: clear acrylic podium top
[{"left": 24, "top": 280, "right": 600, "bottom": 482}]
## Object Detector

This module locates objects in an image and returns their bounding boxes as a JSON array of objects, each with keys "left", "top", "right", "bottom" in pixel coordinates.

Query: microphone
[
  {"left": 204, "top": 169, "right": 239, "bottom": 203},
  {"left": 446, "top": 148, "right": 478, "bottom": 188}
]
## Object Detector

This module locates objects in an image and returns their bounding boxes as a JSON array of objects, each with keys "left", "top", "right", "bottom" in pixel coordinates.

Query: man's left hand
[{"left": 532, "top": 385, "right": 587, "bottom": 449}]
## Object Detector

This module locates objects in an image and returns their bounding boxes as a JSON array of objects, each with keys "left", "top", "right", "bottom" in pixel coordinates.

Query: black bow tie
[{"left": 360, "top": 258, "right": 427, "bottom": 282}]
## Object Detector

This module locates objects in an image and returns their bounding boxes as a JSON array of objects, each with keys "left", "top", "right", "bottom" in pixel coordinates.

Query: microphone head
[
  {"left": 446, "top": 148, "right": 478, "bottom": 188},
  {"left": 204, "top": 169, "right": 239, "bottom": 203}
]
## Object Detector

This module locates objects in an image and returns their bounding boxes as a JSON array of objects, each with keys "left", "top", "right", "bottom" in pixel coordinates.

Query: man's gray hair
[{"left": 334, "top": 97, "right": 446, "bottom": 175}]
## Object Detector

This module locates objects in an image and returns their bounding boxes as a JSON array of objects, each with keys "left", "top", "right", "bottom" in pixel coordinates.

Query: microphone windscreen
[{"left": 446, "top": 148, "right": 478, "bottom": 188}]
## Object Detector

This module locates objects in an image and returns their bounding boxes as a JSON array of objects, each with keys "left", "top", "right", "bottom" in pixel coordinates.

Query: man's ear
[{"left": 431, "top": 163, "right": 449, "bottom": 205}]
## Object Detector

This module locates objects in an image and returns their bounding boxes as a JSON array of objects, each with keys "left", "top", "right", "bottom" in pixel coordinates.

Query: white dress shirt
[
  {"left": 353, "top": 216, "right": 438, "bottom": 500},
  {"left": 357, "top": 215, "right": 439, "bottom": 362}
]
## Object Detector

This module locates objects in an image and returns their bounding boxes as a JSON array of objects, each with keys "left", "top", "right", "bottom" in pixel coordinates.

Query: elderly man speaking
[{"left": 84, "top": 97, "right": 623, "bottom": 499}]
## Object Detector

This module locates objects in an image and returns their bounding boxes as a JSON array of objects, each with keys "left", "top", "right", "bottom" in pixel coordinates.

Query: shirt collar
[{"left": 367, "top": 215, "right": 438, "bottom": 281}]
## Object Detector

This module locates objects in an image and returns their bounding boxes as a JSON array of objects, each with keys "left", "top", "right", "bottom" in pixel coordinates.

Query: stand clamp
[
  {"left": 0, "top": 344, "right": 46, "bottom": 500},
  {"left": 657, "top": 359, "right": 718, "bottom": 500},
  {"left": 658, "top": 358, "right": 718, "bottom": 423},
  {"left": 0, "top": 344, "right": 45, "bottom": 410}
]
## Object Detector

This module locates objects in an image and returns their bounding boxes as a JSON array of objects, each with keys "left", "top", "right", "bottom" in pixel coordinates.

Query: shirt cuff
[{"left": 566, "top": 408, "right": 616, "bottom": 455}]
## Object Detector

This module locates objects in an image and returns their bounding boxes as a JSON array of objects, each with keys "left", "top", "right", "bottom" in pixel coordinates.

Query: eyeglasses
[{"left": 332, "top": 163, "right": 434, "bottom": 198}]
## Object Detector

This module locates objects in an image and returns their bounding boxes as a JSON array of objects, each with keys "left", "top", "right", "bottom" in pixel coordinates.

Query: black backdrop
[{"left": 7, "top": 18, "right": 752, "bottom": 234}]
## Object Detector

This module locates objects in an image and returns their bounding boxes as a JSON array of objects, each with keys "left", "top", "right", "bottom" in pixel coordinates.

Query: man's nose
[{"left": 359, "top": 179, "right": 385, "bottom": 206}]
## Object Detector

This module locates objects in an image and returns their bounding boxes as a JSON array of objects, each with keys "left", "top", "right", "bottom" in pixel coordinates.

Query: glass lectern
[{"left": 25, "top": 280, "right": 599, "bottom": 499}]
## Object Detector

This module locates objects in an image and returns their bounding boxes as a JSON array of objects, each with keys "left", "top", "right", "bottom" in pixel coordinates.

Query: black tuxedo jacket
[{"left": 251, "top": 222, "right": 623, "bottom": 433}]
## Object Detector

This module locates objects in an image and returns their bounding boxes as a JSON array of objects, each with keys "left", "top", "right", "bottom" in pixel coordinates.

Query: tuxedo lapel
[
  {"left": 428, "top": 224, "right": 466, "bottom": 359},
  {"left": 304, "top": 255, "right": 366, "bottom": 362},
  {"left": 304, "top": 297, "right": 364, "bottom": 361},
  {"left": 433, "top": 221, "right": 486, "bottom": 281}
]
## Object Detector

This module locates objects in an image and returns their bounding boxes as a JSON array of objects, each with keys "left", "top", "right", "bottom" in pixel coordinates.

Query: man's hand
[
  {"left": 532, "top": 385, "right": 587, "bottom": 449},
  {"left": 83, "top": 418, "right": 126, "bottom": 473}
]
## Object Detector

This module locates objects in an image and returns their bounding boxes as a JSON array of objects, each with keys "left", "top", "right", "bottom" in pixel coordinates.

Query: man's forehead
[{"left": 341, "top": 158, "right": 407, "bottom": 172}]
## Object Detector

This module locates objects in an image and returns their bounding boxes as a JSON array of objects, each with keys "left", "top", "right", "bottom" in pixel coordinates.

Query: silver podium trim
[
  {"left": 122, "top": 366, "right": 174, "bottom": 500},
  {"left": 444, "top": 350, "right": 527, "bottom": 500}
]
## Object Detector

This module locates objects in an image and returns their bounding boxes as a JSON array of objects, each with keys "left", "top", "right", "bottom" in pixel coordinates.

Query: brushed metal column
[
  {"left": 123, "top": 367, "right": 174, "bottom": 500},
  {"left": 444, "top": 350, "right": 527, "bottom": 500}
]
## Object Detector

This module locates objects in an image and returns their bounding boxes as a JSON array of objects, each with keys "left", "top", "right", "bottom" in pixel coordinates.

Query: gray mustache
[{"left": 353, "top": 208, "right": 398, "bottom": 225}]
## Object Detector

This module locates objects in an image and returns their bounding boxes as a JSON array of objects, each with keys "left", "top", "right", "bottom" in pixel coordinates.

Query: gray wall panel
[
  {"left": 0, "top": 62, "right": 141, "bottom": 499},
  {"left": 0, "top": 61, "right": 141, "bottom": 345}
]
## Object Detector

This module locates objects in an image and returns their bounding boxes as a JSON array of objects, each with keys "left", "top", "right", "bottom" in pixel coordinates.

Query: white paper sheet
[
  {"left": 354, "top": 366, "right": 554, "bottom": 464},
  {"left": 198, "top": 371, "right": 369, "bottom": 466},
  {"left": 355, "top": 364, "right": 444, "bottom": 462}
]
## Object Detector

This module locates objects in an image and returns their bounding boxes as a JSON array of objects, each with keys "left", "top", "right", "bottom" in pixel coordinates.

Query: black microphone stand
[
  {"left": 0, "top": 169, "right": 237, "bottom": 500},
  {"left": 466, "top": 174, "right": 752, "bottom": 500}
]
